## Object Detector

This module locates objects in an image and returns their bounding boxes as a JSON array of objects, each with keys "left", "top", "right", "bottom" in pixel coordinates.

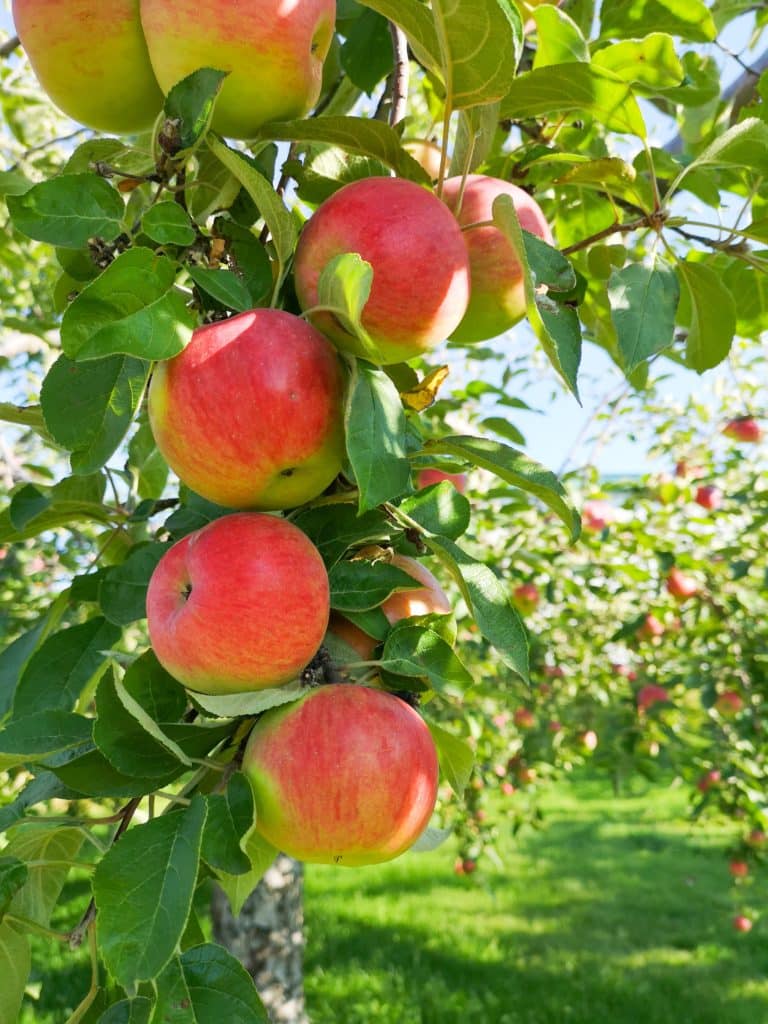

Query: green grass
[{"left": 20, "top": 777, "right": 768, "bottom": 1023}]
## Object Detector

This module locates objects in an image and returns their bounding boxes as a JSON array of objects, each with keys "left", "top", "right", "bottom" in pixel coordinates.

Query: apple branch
[
  {"left": 0, "top": 35, "right": 20, "bottom": 60},
  {"left": 388, "top": 23, "right": 409, "bottom": 127}
]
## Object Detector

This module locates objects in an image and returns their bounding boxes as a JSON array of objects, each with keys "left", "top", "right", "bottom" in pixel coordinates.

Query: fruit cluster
[{"left": 14, "top": 0, "right": 552, "bottom": 869}]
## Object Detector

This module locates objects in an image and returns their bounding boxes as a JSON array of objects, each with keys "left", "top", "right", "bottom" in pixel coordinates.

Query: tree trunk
[{"left": 211, "top": 855, "right": 309, "bottom": 1024}]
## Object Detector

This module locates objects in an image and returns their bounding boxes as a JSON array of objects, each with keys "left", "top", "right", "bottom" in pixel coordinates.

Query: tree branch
[
  {"left": 0, "top": 35, "right": 20, "bottom": 60},
  {"left": 560, "top": 216, "right": 651, "bottom": 256},
  {"left": 388, "top": 23, "right": 409, "bottom": 127}
]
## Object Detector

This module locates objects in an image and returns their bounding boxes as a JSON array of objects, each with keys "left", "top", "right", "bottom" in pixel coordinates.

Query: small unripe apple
[
  {"left": 403, "top": 139, "right": 443, "bottom": 181},
  {"left": 416, "top": 468, "right": 468, "bottom": 493},
  {"left": 582, "top": 499, "right": 616, "bottom": 533},
  {"left": 638, "top": 613, "right": 665, "bottom": 640},
  {"left": 243, "top": 684, "right": 439, "bottom": 865},
  {"left": 147, "top": 513, "right": 329, "bottom": 694},
  {"left": 442, "top": 175, "right": 553, "bottom": 344},
  {"left": 694, "top": 484, "right": 722, "bottom": 510},
  {"left": 666, "top": 568, "right": 698, "bottom": 602},
  {"left": 140, "top": 0, "right": 335, "bottom": 139},
  {"left": 729, "top": 859, "right": 749, "bottom": 879},
  {"left": 733, "top": 914, "right": 753, "bottom": 933},
  {"left": 148, "top": 309, "right": 345, "bottom": 511},
  {"left": 514, "top": 707, "right": 536, "bottom": 730},
  {"left": 723, "top": 417, "right": 763, "bottom": 443},
  {"left": 637, "top": 684, "right": 669, "bottom": 712},
  {"left": 294, "top": 177, "right": 470, "bottom": 364},
  {"left": 715, "top": 691, "right": 744, "bottom": 717},
  {"left": 697, "top": 769, "right": 722, "bottom": 793},
  {"left": 512, "top": 583, "right": 540, "bottom": 614},
  {"left": 13, "top": 0, "right": 163, "bottom": 132}
]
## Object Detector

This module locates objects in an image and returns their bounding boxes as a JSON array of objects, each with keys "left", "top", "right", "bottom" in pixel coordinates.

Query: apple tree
[{"left": 1, "top": 0, "right": 768, "bottom": 1020}]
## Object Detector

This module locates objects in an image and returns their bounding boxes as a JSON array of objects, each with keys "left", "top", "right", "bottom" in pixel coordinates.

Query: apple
[
  {"left": 140, "top": 0, "right": 335, "bottom": 139},
  {"left": 723, "top": 417, "right": 763, "bottom": 443},
  {"left": 501, "top": 782, "right": 516, "bottom": 796},
  {"left": 403, "top": 139, "right": 443, "bottom": 181},
  {"left": 294, "top": 177, "right": 470, "bottom": 364},
  {"left": 578, "top": 729, "right": 599, "bottom": 752},
  {"left": 148, "top": 309, "right": 345, "bottom": 510},
  {"left": 748, "top": 829, "right": 767, "bottom": 846},
  {"left": 696, "top": 769, "right": 721, "bottom": 793},
  {"left": 12, "top": 0, "right": 163, "bottom": 132},
  {"left": 441, "top": 174, "right": 553, "bottom": 344},
  {"left": 512, "top": 583, "right": 540, "bottom": 614},
  {"left": 242, "top": 683, "right": 439, "bottom": 865},
  {"left": 147, "top": 513, "right": 329, "bottom": 694},
  {"left": 514, "top": 707, "right": 536, "bottom": 730},
  {"left": 638, "top": 613, "right": 664, "bottom": 640},
  {"left": 666, "top": 568, "right": 698, "bottom": 601},
  {"left": 548, "top": 719, "right": 563, "bottom": 733},
  {"left": 582, "top": 499, "right": 615, "bottom": 532},
  {"left": 715, "top": 691, "right": 744, "bottom": 717},
  {"left": 416, "top": 468, "right": 468, "bottom": 493},
  {"left": 543, "top": 665, "right": 564, "bottom": 678},
  {"left": 637, "top": 684, "right": 669, "bottom": 712},
  {"left": 695, "top": 485, "right": 722, "bottom": 510},
  {"left": 729, "top": 859, "right": 749, "bottom": 879},
  {"left": 733, "top": 914, "right": 753, "bottom": 933}
]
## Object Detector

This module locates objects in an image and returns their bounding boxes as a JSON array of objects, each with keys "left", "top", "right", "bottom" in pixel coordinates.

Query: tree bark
[{"left": 211, "top": 855, "right": 309, "bottom": 1024}]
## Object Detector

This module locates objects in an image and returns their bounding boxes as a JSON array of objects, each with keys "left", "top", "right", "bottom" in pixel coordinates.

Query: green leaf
[
  {"left": 207, "top": 136, "right": 296, "bottom": 295},
  {"left": 329, "top": 559, "right": 422, "bottom": 612},
  {"left": 0, "top": 859, "right": 29, "bottom": 921},
  {"left": 608, "top": 260, "right": 680, "bottom": 374},
  {"left": 291, "top": 503, "right": 392, "bottom": 569},
  {"left": 94, "top": 796, "right": 207, "bottom": 987},
  {"left": 524, "top": 233, "right": 577, "bottom": 293},
  {"left": 164, "top": 68, "right": 228, "bottom": 153},
  {"left": 499, "top": 63, "right": 646, "bottom": 137},
  {"left": 677, "top": 260, "right": 736, "bottom": 373},
  {"left": 0, "top": 773, "right": 77, "bottom": 833},
  {"left": 128, "top": 420, "right": 169, "bottom": 501},
  {"left": 0, "top": 921, "right": 30, "bottom": 1024},
  {"left": 532, "top": 5, "right": 589, "bottom": 67},
  {"left": 0, "top": 402, "right": 50, "bottom": 437},
  {"left": 9, "top": 484, "right": 49, "bottom": 530},
  {"left": 41, "top": 353, "right": 150, "bottom": 475},
  {"left": 215, "top": 830, "right": 278, "bottom": 917},
  {"left": 425, "top": 535, "right": 529, "bottom": 681},
  {"left": 592, "top": 34, "right": 684, "bottom": 91},
  {"left": 61, "top": 248, "right": 195, "bottom": 362},
  {"left": 13, "top": 618, "right": 122, "bottom": 718},
  {"left": 186, "top": 265, "right": 254, "bottom": 314},
  {"left": 2, "top": 474, "right": 109, "bottom": 543},
  {"left": 345, "top": 361, "right": 411, "bottom": 512},
  {"left": 7, "top": 174, "right": 125, "bottom": 248},
  {"left": 191, "top": 680, "right": 307, "bottom": 719},
  {"left": 381, "top": 623, "right": 473, "bottom": 691},
  {"left": 153, "top": 943, "right": 269, "bottom": 1022},
  {"left": 201, "top": 773, "right": 254, "bottom": 875},
  {"left": 450, "top": 103, "right": 500, "bottom": 176},
  {"left": 340, "top": 8, "right": 394, "bottom": 94},
  {"left": 255, "top": 116, "right": 431, "bottom": 182},
  {"left": 5, "top": 825, "right": 84, "bottom": 926},
  {"left": 122, "top": 651, "right": 188, "bottom": 723},
  {"left": 314, "top": 253, "right": 378, "bottom": 360},
  {"left": 424, "top": 435, "right": 580, "bottom": 540},
  {"left": 399, "top": 482, "right": 470, "bottom": 540},
  {"left": 142, "top": 203, "right": 197, "bottom": 247},
  {"left": 50, "top": 746, "right": 184, "bottom": 798},
  {"left": 99, "top": 543, "right": 170, "bottom": 626},
  {"left": 0, "top": 595, "right": 69, "bottom": 718},
  {"left": 427, "top": 721, "right": 475, "bottom": 795},
  {"left": 98, "top": 998, "right": 153, "bottom": 1024},
  {"left": 669, "top": 118, "right": 768, "bottom": 195},
  {"left": 600, "top": 0, "right": 716, "bottom": 42},
  {"left": 0, "top": 711, "right": 92, "bottom": 770},
  {"left": 356, "top": 0, "right": 441, "bottom": 75},
  {"left": 433, "top": 0, "right": 523, "bottom": 109},
  {"left": 214, "top": 221, "right": 273, "bottom": 305}
]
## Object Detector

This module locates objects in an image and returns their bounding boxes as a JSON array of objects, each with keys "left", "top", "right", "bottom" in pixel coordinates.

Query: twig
[
  {"left": 388, "top": 23, "right": 409, "bottom": 127},
  {"left": 560, "top": 216, "right": 651, "bottom": 256},
  {"left": 0, "top": 35, "right": 20, "bottom": 59}
]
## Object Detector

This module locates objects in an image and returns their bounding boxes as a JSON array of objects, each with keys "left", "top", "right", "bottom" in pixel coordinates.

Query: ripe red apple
[
  {"left": 13, "top": 0, "right": 163, "bottom": 131},
  {"left": 733, "top": 914, "right": 753, "bottom": 933},
  {"left": 638, "top": 613, "right": 665, "bottom": 640},
  {"left": 441, "top": 174, "right": 553, "bottom": 344},
  {"left": 512, "top": 583, "right": 540, "bottom": 614},
  {"left": 242, "top": 684, "right": 439, "bottom": 865},
  {"left": 294, "top": 177, "right": 470, "bottom": 364},
  {"left": 403, "top": 139, "right": 443, "bottom": 181},
  {"left": 694, "top": 484, "right": 722, "bottom": 510},
  {"left": 147, "top": 513, "right": 329, "bottom": 694},
  {"left": 501, "top": 782, "right": 516, "bottom": 796},
  {"left": 666, "top": 568, "right": 698, "bottom": 602},
  {"left": 697, "top": 769, "right": 721, "bottom": 793},
  {"left": 514, "top": 707, "right": 536, "bottom": 730},
  {"left": 140, "top": 0, "right": 335, "bottom": 139},
  {"left": 715, "top": 691, "right": 744, "bottom": 717},
  {"left": 723, "top": 417, "right": 763, "bottom": 443},
  {"left": 548, "top": 719, "right": 563, "bottom": 733},
  {"left": 637, "top": 684, "right": 669, "bottom": 712},
  {"left": 578, "top": 729, "right": 599, "bottom": 752},
  {"left": 748, "top": 829, "right": 767, "bottom": 846},
  {"left": 729, "top": 859, "right": 749, "bottom": 879},
  {"left": 416, "top": 468, "right": 468, "bottom": 493},
  {"left": 582, "top": 499, "right": 616, "bottom": 532},
  {"left": 148, "top": 309, "right": 345, "bottom": 510}
]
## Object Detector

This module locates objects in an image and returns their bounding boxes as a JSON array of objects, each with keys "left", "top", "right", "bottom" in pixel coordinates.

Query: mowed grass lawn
[{"left": 22, "top": 777, "right": 768, "bottom": 1023}]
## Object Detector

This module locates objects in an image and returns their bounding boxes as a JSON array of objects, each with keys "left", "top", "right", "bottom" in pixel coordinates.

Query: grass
[{"left": 20, "top": 776, "right": 768, "bottom": 1023}]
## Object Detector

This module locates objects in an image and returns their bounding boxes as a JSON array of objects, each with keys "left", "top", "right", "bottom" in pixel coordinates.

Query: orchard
[{"left": 0, "top": 1, "right": 767, "bottom": 1022}]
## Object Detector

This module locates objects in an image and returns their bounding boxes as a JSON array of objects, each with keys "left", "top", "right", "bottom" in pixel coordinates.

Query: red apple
[
  {"left": 694, "top": 485, "right": 722, "bottom": 510},
  {"left": 403, "top": 139, "right": 443, "bottom": 181},
  {"left": 148, "top": 309, "right": 345, "bottom": 510},
  {"left": 578, "top": 729, "right": 599, "bottom": 752},
  {"left": 548, "top": 720, "right": 563, "bottom": 734},
  {"left": 512, "top": 583, "right": 540, "bottom": 614},
  {"left": 697, "top": 769, "right": 722, "bottom": 793},
  {"left": 514, "top": 707, "right": 536, "bottom": 730},
  {"left": 416, "top": 468, "right": 468, "bottom": 493},
  {"left": 666, "top": 568, "right": 698, "bottom": 602},
  {"left": 638, "top": 613, "right": 665, "bottom": 640},
  {"left": 13, "top": 0, "right": 163, "bottom": 131},
  {"left": 140, "top": 0, "right": 335, "bottom": 139},
  {"left": 723, "top": 417, "right": 763, "bottom": 443},
  {"left": 582, "top": 499, "right": 616, "bottom": 533},
  {"left": 243, "top": 684, "right": 439, "bottom": 865},
  {"left": 637, "top": 684, "right": 669, "bottom": 712},
  {"left": 501, "top": 782, "right": 516, "bottom": 796},
  {"left": 715, "top": 691, "right": 744, "bottom": 717},
  {"left": 147, "top": 513, "right": 329, "bottom": 694},
  {"left": 294, "top": 177, "right": 470, "bottom": 364},
  {"left": 441, "top": 175, "right": 553, "bottom": 344},
  {"left": 729, "top": 859, "right": 749, "bottom": 879},
  {"left": 748, "top": 829, "right": 767, "bottom": 846},
  {"left": 733, "top": 914, "right": 753, "bottom": 933}
]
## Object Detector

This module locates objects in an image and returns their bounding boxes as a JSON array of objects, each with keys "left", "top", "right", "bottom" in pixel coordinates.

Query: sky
[{"left": 0, "top": 4, "right": 762, "bottom": 479}]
